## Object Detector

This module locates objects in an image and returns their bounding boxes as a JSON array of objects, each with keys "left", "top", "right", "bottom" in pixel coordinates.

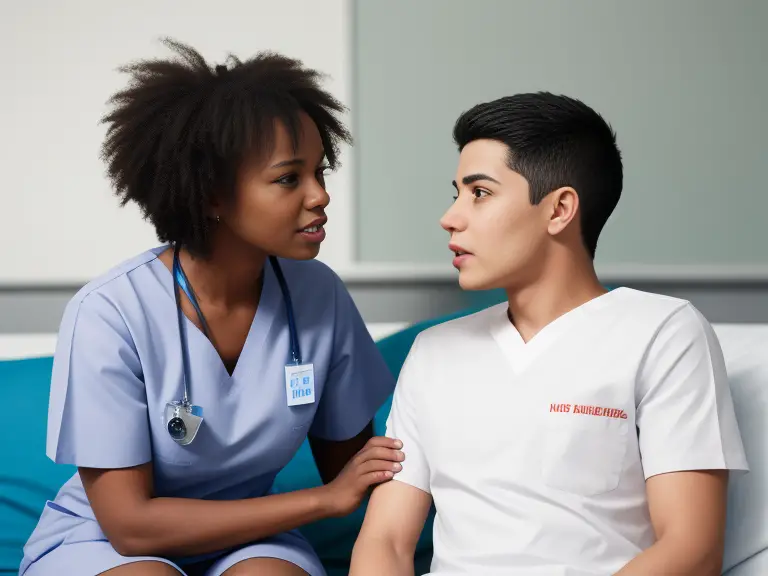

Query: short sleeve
[
  {"left": 636, "top": 302, "right": 749, "bottom": 480},
  {"left": 308, "top": 273, "right": 395, "bottom": 441},
  {"left": 46, "top": 292, "right": 151, "bottom": 468},
  {"left": 385, "top": 335, "right": 431, "bottom": 494}
]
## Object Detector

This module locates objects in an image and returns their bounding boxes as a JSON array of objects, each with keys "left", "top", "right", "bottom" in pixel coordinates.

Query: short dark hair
[
  {"left": 101, "top": 38, "right": 351, "bottom": 256},
  {"left": 453, "top": 92, "right": 622, "bottom": 258}
]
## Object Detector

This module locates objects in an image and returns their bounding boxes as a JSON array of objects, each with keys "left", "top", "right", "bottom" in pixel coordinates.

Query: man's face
[{"left": 440, "top": 139, "right": 552, "bottom": 291}]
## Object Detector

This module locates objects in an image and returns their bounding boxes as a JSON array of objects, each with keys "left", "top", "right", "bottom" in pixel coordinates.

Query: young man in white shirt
[{"left": 349, "top": 92, "right": 748, "bottom": 576}]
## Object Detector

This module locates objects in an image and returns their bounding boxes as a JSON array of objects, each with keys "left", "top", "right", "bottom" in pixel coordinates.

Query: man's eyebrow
[{"left": 451, "top": 173, "right": 501, "bottom": 189}]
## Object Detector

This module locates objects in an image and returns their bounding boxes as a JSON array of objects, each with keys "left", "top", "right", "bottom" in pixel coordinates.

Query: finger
[
  {"left": 349, "top": 436, "right": 397, "bottom": 463},
  {"left": 363, "top": 436, "right": 403, "bottom": 450},
  {"left": 357, "top": 446, "right": 405, "bottom": 464},
  {"left": 357, "top": 458, "right": 403, "bottom": 477},
  {"left": 359, "top": 469, "right": 395, "bottom": 487}
]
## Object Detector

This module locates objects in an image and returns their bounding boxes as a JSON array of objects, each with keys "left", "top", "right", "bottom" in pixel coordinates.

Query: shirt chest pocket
[{"left": 540, "top": 414, "right": 630, "bottom": 497}]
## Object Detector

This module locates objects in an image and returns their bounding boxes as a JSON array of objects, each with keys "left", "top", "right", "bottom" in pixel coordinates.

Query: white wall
[{"left": 0, "top": 0, "right": 354, "bottom": 285}]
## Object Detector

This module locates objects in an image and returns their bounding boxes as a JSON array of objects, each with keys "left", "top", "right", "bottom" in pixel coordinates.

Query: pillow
[{"left": 714, "top": 325, "right": 768, "bottom": 575}]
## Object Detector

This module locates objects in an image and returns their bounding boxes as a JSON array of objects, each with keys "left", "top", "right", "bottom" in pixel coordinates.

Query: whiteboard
[{"left": 0, "top": 0, "right": 353, "bottom": 285}]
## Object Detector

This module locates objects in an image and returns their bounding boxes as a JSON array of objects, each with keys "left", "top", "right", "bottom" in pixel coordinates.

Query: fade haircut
[
  {"left": 101, "top": 38, "right": 351, "bottom": 256},
  {"left": 452, "top": 92, "right": 622, "bottom": 258}
]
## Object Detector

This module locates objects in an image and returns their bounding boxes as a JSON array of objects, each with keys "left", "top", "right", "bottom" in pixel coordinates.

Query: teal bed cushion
[
  {"left": 0, "top": 356, "right": 77, "bottom": 574},
  {"left": 0, "top": 336, "right": 439, "bottom": 574}
]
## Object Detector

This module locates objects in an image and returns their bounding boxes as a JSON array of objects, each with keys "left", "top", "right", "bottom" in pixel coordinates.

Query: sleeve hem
[
  {"left": 392, "top": 474, "right": 431, "bottom": 495},
  {"left": 53, "top": 451, "right": 153, "bottom": 470},
  {"left": 643, "top": 458, "right": 750, "bottom": 480}
]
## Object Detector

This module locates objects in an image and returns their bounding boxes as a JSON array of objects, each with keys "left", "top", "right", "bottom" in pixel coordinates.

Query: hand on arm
[
  {"left": 80, "top": 432, "right": 403, "bottom": 559},
  {"left": 350, "top": 480, "right": 433, "bottom": 576},
  {"left": 613, "top": 470, "right": 729, "bottom": 576},
  {"left": 309, "top": 420, "right": 375, "bottom": 485}
]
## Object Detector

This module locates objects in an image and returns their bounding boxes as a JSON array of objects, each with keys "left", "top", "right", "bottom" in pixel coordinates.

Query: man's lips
[{"left": 449, "top": 243, "right": 473, "bottom": 268}]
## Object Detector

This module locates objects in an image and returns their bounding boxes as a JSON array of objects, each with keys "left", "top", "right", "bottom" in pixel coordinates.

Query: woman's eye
[
  {"left": 473, "top": 188, "right": 490, "bottom": 199},
  {"left": 276, "top": 173, "right": 299, "bottom": 187}
]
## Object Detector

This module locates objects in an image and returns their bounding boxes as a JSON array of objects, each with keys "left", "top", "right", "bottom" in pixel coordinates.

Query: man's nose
[{"left": 440, "top": 198, "right": 467, "bottom": 233}]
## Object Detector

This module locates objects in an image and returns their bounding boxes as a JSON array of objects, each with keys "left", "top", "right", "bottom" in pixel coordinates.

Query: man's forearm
[
  {"left": 350, "top": 535, "right": 415, "bottom": 576},
  {"left": 613, "top": 536, "right": 722, "bottom": 576}
]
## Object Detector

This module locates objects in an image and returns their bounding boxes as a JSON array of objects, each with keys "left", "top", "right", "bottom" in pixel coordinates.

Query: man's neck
[
  {"left": 179, "top": 234, "right": 267, "bottom": 309},
  {"left": 504, "top": 247, "right": 607, "bottom": 343}
]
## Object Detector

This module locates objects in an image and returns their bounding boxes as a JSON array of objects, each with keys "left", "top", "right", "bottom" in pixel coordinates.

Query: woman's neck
[{"left": 178, "top": 236, "right": 267, "bottom": 308}]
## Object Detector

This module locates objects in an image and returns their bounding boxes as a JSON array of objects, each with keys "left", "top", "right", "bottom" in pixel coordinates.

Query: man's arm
[
  {"left": 350, "top": 480, "right": 433, "bottom": 576},
  {"left": 619, "top": 303, "right": 748, "bottom": 574},
  {"left": 614, "top": 469, "right": 729, "bottom": 576}
]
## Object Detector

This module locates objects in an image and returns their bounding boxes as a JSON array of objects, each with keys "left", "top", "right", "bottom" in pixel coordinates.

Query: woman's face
[{"left": 217, "top": 111, "right": 332, "bottom": 261}]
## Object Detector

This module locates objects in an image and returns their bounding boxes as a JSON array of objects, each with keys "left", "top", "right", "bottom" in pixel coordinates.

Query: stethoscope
[{"left": 164, "top": 243, "right": 302, "bottom": 445}]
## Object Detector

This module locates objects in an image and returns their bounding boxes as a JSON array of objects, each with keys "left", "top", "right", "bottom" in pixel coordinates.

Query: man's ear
[{"left": 547, "top": 186, "right": 579, "bottom": 236}]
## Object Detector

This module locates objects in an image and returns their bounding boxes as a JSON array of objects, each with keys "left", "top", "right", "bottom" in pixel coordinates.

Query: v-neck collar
[
  {"left": 489, "top": 289, "right": 622, "bottom": 375},
  {"left": 152, "top": 250, "right": 280, "bottom": 384}
]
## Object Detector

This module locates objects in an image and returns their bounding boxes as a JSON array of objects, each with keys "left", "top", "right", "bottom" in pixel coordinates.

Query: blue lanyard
[{"left": 172, "top": 245, "right": 302, "bottom": 366}]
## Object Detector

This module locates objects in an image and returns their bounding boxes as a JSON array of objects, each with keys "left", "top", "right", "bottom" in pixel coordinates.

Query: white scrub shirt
[
  {"left": 20, "top": 246, "right": 395, "bottom": 576},
  {"left": 386, "top": 288, "right": 748, "bottom": 576}
]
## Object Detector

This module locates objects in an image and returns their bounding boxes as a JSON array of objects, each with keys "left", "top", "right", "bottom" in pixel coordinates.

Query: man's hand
[
  {"left": 614, "top": 469, "right": 729, "bottom": 576},
  {"left": 350, "top": 479, "right": 433, "bottom": 576}
]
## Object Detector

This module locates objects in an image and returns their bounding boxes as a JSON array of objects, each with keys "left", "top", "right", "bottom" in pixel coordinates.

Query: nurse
[{"left": 20, "top": 39, "right": 400, "bottom": 576}]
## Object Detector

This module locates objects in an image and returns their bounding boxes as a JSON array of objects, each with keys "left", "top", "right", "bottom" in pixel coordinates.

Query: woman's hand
[{"left": 321, "top": 436, "right": 405, "bottom": 517}]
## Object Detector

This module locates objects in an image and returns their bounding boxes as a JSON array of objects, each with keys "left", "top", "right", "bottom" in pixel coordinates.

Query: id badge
[{"left": 285, "top": 363, "right": 315, "bottom": 406}]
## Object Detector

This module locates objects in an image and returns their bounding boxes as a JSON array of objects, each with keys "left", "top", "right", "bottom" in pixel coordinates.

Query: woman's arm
[
  {"left": 309, "top": 420, "right": 374, "bottom": 484},
  {"left": 80, "top": 434, "right": 403, "bottom": 558}
]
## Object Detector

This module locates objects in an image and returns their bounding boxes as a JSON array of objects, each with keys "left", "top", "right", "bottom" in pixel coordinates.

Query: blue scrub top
[{"left": 21, "top": 245, "right": 395, "bottom": 572}]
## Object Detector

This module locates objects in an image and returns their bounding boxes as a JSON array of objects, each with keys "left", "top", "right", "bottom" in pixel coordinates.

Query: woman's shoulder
[{"left": 63, "top": 245, "right": 168, "bottom": 325}]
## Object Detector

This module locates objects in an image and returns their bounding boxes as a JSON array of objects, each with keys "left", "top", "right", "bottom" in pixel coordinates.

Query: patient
[{"left": 349, "top": 92, "right": 749, "bottom": 575}]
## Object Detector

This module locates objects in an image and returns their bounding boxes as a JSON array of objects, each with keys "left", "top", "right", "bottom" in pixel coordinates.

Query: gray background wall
[{"left": 354, "top": 0, "right": 767, "bottom": 271}]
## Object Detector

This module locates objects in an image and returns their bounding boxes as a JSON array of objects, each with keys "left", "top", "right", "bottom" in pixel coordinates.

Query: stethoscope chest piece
[{"left": 164, "top": 400, "right": 204, "bottom": 446}]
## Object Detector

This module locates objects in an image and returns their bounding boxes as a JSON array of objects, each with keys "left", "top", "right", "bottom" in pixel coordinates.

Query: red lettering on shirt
[
  {"left": 549, "top": 403, "right": 572, "bottom": 413},
  {"left": 552, "top": 403, "right": 628, "bottom": 420}
]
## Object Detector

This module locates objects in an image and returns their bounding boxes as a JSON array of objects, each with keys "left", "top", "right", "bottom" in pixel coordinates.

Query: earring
[{"left": 215, "top": 215, "right": 220, "bottom": 223}]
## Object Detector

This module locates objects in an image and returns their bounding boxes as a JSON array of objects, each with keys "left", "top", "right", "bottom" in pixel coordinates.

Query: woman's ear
[{"left": 547, "top": 186, "right": 580, "bottom": 236}]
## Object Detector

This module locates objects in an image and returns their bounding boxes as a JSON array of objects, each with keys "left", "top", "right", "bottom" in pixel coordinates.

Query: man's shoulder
[
  {"left": 608, "top": 287, "right": 705, "bottom": 332},
  {"left": 610, "top": 286, "right": 689, "bottom": 312},
  {"left": 598, "top": 289, "right": 723, "bottom": 367},
  {"left": 413, "top": 303, "right": 506, "bottom": 350}
]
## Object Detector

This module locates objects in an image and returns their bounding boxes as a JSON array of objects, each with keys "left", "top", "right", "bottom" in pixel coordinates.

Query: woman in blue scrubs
[{"left": 20, "top": 39, "right": 400, "bottom": 576}]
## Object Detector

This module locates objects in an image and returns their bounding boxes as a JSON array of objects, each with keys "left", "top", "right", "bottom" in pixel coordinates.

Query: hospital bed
[{"left": 1, "top": 319, "right": 766, "bottom": 575}]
